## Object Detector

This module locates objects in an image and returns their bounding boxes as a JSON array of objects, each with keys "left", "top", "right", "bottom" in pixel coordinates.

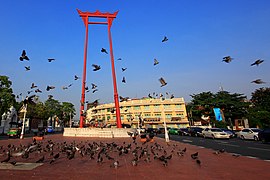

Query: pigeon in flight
[
  {"left": 48, "top": 95, "right": 53, "bottom": 99},
  {"left": 154, "top": 59, "right": 159, "bottom": 66},
  {"left": 68, "top": 83, "right": 73, "bottom": 87},
  {"left": 162, "top": 36, "right": 168, "bottom": 42},
  {"left": 74, "top": 75, "right": 80, "bottom": 80},
  {"left": 222, "top": 56, "right": 233, "bottom": 63},
  {"left": 62, "top": 86, "right": 68, "bottom": 90},
  {"left": 92, "top": 64, "right": 101, "bottom": 71},
  {"left": 101, "top": 48, "right": 108, "bottom": 54},
  {"left": 122, "top": 77, "right": 126, "bottom": 83},
  {"left": 20, "top": 50, "right": 30, "bottom": 61},
  {"left": 35, "top": 89, "right": 42, "bottom": 93},
  {"left": 27, "top": 90, "right": 33, "bottom": 94},
  {"left": 92, "top": 89, "right": 98, "bottom": 93},
  {"left": 251, "top": 59, "right": 264, "bottom": 66},
  {"left": 119, "top": 96, "right": 129, "bottom": 102},
  {"left": 48, "top": 58, "right": 55, "bottom": 62},
  {"left": 25, "top": 66, "right": 30, "bottom": 71},
  {"left": 121, "top": 67, "right": 127, "bottom": 72},
  {"left": 46, "top": 85, "right": 55, "bottom": 91},
  {"left": 251, "top": 79, "right": 266, "bottom": 84},
  {"left": 23, "top": 95, "right": 36, "bottom": 104},
  {"left": 159, "top": 77, "right": 167, "bottom": 87},
  {"left": 91, "top": 83, "right": 97, "bottom": 89},
  {"left": 117, "top": 58, "right": 122, "bottom": 60},
  {"left": 31, "top": 83, "right": 37, "bottom": 89}
]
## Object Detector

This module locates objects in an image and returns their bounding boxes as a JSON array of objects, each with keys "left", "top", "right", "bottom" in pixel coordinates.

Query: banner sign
[{"left": 213, "top": 108, "right": 223, "bottom": 121}]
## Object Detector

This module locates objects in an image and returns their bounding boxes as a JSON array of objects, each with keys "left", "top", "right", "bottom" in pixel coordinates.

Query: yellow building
[{"left": 86, "top": 97, "right": 189, "bottom": 128}]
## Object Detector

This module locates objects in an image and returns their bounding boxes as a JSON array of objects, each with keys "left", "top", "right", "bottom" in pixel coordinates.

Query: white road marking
[
  {"left": 220, "top": 144, "right": 240, "bottom": 147},
  {"left": 247, "top": 147, "right": 270, "bottom": 152},
  {"left": 182, "top": 139, "right": 193, "bottom": 142}
]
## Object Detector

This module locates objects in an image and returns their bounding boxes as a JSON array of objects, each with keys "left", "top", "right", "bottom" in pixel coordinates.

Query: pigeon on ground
[
  {"left": 251, "top": 59, "right": 264, "bottom": 66},
  {"left": 20, "top": 50, "right": 30, "bottom": 61},
  {"left": 222, "top": 56, "right": 233, "bottom": 63},
  {"left": 159, "top": 77, "right": 167, "bottom": 87},
  {"left": 1, "top": 152, "right": 11, "bottom": 163},
  {"left": 50, "top": 153, "right": 60, "bottom": 164},
  {"left": 251, "top": 79, "right": 266, "bottom": 84},
  {"left": 92, "top": 64, "right": 101, "bottom": 71},
  {"left": 36, "top": 155, "right": 45, "bottom": 163},
  {"left": 162, "top": 36, "right": 168, "bottom": 42},
  {"left": 101, "top": 48, "right": 108, "bottom": 54}
]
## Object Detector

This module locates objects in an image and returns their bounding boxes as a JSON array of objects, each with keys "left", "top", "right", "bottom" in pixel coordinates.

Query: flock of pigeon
[
  {"left": 0, "top": 135, "right": 204, "bottom": 169},
  {"left": 0, "top": 134, "right": 242, "bottom": 169},
  {"left": 222, "top": 56, "right": 266, "bottom": 84}
]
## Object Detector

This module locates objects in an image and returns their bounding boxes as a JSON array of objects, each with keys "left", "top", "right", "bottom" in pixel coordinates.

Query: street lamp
[
  {"left": 161, "top": 100, "right": 169, "bottom": 142},
  {"left": 20, "top": 104, "right": 27, "bottom": 139}
]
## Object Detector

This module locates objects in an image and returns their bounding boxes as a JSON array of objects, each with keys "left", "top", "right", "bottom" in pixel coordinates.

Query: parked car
[
  {"left": 146, "top": 128, "right": 158, "bottom": 134},
  {"left": 7, "top": 128, "right": 21, "bottom": 138},
  {"left": 188, "top": 127, "right": 204, "bottom": 137},
  {"left": 168, "top": 128, "right": 179, "bottom": 135},
  {"left": 179, "top": 128, "right": 189, "bottom": 136},
  {"left": 46, "top": 126, "right": 54, "bottom": 134},
  {"left": 202, "top": 128, "right": 230, "bottom": 139},
  {"left": 239, "top": 128, "right": 262, "bottom": 141},
  {"left": 220, "top": 128, "right": 236, "bottom": 138},
  {"left": 258, "top": 128, "right": 270, "bottom": 143}
]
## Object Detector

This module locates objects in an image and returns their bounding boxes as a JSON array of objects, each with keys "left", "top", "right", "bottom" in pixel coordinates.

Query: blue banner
[{"left": 213, "top": 108, "right": 223, "bottom": 121}]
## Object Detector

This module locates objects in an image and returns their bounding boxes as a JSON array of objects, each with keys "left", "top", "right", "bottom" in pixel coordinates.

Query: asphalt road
[{"left": 157, "top": 134, "right": 270, "bottom": 161}]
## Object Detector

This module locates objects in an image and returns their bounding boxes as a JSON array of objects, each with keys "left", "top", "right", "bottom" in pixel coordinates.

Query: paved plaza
[{"left": 0, "top": 134, "right": 269, "bottom": 180}]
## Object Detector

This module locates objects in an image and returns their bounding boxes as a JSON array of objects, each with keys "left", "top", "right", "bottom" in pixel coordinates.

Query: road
[{"left": 157, "top": 134, "right": 270, "bottom": 161}]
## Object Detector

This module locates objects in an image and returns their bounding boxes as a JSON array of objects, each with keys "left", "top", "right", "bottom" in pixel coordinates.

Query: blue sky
[{"left": 1, "top": 0, "right": 270, "bottom": 119}]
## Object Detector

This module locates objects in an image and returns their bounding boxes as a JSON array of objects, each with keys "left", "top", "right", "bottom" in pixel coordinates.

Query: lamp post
[
  {"left": 161, "top": 100, "right": 169, "bottom": 142},
  {"left": 20, "top": 104, "right": 27, "bottom": 139},
  {"left": 77, "top": 9, "right": 122, "bottom": 128}
]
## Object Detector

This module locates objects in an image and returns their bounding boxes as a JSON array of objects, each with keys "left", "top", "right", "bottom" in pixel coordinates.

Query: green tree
[
  {"left": 0, "top": 75, "right": 16, "bottom": 116},
  {"left": 249, "top": 87, "right": 270, "bottom": 128},
  {"left": 189, "top": 91, "right": 250, "bottom": 128},
  {"left": 44, "top": 98, "right": 62, "bottom": 127},
  {"left": 61, "top": 102, "right": 76, "bottom": 127}
]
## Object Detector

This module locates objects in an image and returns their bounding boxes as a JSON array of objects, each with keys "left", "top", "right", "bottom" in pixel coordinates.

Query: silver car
[
  {"left": 202, "top": 128, "right": 230, "bottom": 139},
  {"left": 239, "top": 128, "right": 261, "bottom": 141}
]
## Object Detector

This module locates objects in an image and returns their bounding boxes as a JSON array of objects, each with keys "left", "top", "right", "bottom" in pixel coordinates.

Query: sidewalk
[{"left": 0, "top": 134, "right": 269, "bottom": 180}]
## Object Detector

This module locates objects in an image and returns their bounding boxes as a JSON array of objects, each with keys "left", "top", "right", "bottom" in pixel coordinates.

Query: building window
[
  {"left": 175, "top": 104, "right": 182, "bottom": 109},
  {"left": 144, "top": 105, "right": 150, "bottom": 110},
  {"left": 144, "top": 113, "right": 151, "bottom": 117},
  {"left": 165, "top": 113, "right": 172, "bottom": 119},
  {"left": 154, "top": 105, "right": 160, "bottom": 110},
  {"left": 107, "top": 116, "right": 111, "bottom": 120},
  {"left": 154, "top": 113, "right": 161, "bottom": 118},
  {"left": 133, "top": 106, "right": 140, "bottom": 110},
  {"left": 164, "top": 104, "right": 171, "bottom": 109}
]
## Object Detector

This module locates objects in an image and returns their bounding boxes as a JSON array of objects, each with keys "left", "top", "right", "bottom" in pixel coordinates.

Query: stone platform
[{"left": 63, "top": 127, "right": 135, "bottom": 138}]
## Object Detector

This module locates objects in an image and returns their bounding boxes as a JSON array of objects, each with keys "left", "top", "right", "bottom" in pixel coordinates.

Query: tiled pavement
[{"left": 0, "top": 134, "right": 269, "bottom": 180}]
